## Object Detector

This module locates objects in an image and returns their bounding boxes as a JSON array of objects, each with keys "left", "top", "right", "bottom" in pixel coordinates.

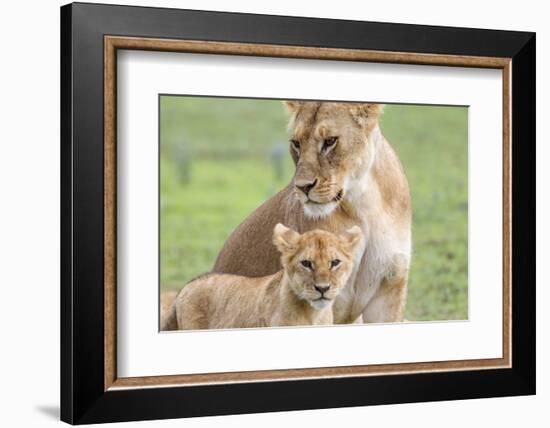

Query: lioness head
[
  {"left": 273, "top": 223, "right": 363, "bottom": 310},
  {"left": 284, "top": 101, "right": 384, "bottom": 219}
]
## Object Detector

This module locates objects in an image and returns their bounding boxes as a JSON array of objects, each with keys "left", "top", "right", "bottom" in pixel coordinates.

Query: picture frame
[{"left": 60, "top": 2, "right": 535, "bottom": 424}]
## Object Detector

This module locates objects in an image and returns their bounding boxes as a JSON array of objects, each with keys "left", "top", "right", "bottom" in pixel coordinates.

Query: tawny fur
[
  {"left": 161, "top": 225, "right": 363, "bottom": 330},
  {"left": 159, "top": 290, "right": 179, "bottom": 330},
  {"left": 160, "top": 290, "right": 178, "bottom": 314},
  {"left": 213, "top": 102, "right": 412, "bottom": 324}
]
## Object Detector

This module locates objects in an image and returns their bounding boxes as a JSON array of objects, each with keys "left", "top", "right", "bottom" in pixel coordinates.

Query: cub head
[
  {"left": 284, "top": 101, "right": 384, "bottom": 219},
  {"left": 273, "top": 223, "right": 363, "bottom": 310}
]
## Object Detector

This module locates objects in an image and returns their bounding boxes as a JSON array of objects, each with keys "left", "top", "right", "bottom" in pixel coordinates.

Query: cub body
[{"left": 161, "top": 224, "right": 363, "bottom": 330}]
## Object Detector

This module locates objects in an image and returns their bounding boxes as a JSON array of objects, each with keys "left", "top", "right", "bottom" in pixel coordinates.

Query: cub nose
[
  {"left": 314, "top": 284, "right": 330, "bottom": 294},
  {"left": 296, "top": 178, "right": 318, "bottom": 196}
]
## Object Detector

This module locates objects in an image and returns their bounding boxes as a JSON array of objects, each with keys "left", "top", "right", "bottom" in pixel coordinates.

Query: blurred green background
[{"left": 160, "top": 96, "right": 468, "bottom": 321}]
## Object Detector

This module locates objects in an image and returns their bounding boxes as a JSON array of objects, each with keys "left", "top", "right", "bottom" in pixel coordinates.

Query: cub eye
[
  {"left": 330, "top": 259, "right": 341, "bottom": 268},
  {"left": 300, "top": 260, "right": 313, "bottom": 269},
  {"left": 290, "top": 139, "right": 301, "bottom": 152},
  {"left": 322, "top": 137, "right": 338, "bottom": 151}
]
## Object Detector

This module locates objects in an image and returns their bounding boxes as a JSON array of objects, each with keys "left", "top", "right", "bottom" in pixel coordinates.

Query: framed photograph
[{"left": 60, "top": 2, "right": 535, "bottom": 424}]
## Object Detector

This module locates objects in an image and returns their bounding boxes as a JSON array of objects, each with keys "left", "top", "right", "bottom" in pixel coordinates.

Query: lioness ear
[
  {"left": 273, "top": 223, "right": 300, "bottom": 254},
  {"left": 340, "top": 226, "right": 364, "bottom": 253},
  {"left": 284, "top": 101, "right": 302, "bottom": 165},
  {"left": 283, "top": 100, "right": 302, "bottom": 114},
  {"left": 349, "top": 103, "right": 384, "bottom": 128}
]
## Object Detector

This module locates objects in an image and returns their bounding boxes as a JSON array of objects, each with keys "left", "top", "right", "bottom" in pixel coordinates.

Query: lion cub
[{"left": 161, "top": 224, "right": 363, "bottom": 330}]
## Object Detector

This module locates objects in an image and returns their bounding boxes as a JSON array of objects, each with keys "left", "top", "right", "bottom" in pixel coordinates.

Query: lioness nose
[
  {"left": 314, "top": 284, "right": 330, "bottom": 294},
  {"left": 296, "top": 178, "right": 317, "bottom": 196}
]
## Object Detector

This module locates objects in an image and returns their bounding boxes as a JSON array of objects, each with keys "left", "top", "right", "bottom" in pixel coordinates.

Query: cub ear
[
  {"left": 283, "top": 100, "right": 302, "bottom": 114},
  {"left": 340, "top": 226, "right": 364, "bottom": 253},
  {"left": 349, "top": 103, "right": 384, "bottom": 128},
  {"left": 273, "top": 223, "right": 301, "bottom": 254}
]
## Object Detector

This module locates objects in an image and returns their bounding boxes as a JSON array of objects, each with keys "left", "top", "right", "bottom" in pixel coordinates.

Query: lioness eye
[
  {"left": 331, "top": 259, "right": 341, "bottom": 268},
  {"left": 322, "top": 137, "right": 338, "bottom": 151},
  {"left": 290, "top": 139, "right": 300, "bottom": 152},
  {"left": 300, "top": 260, "right": 313, "bottom": 269}
]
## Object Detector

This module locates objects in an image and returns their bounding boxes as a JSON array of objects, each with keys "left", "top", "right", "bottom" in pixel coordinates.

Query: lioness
[
  {"left": 161, "top": 224, "right": 363, "bottom": 330},
  {"left": 213, "top": 102, "right": 411, "bottom": 324}
]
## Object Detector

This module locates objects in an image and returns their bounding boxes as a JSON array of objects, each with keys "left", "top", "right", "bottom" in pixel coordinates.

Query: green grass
[{"left": 160, "top": 96, "right": 468, "bottom": 321}]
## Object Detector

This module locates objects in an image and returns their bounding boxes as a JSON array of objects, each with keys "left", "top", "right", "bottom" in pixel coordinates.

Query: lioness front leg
[{"left": 362, "top": 255, "right": 409, "bottom": 323}]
